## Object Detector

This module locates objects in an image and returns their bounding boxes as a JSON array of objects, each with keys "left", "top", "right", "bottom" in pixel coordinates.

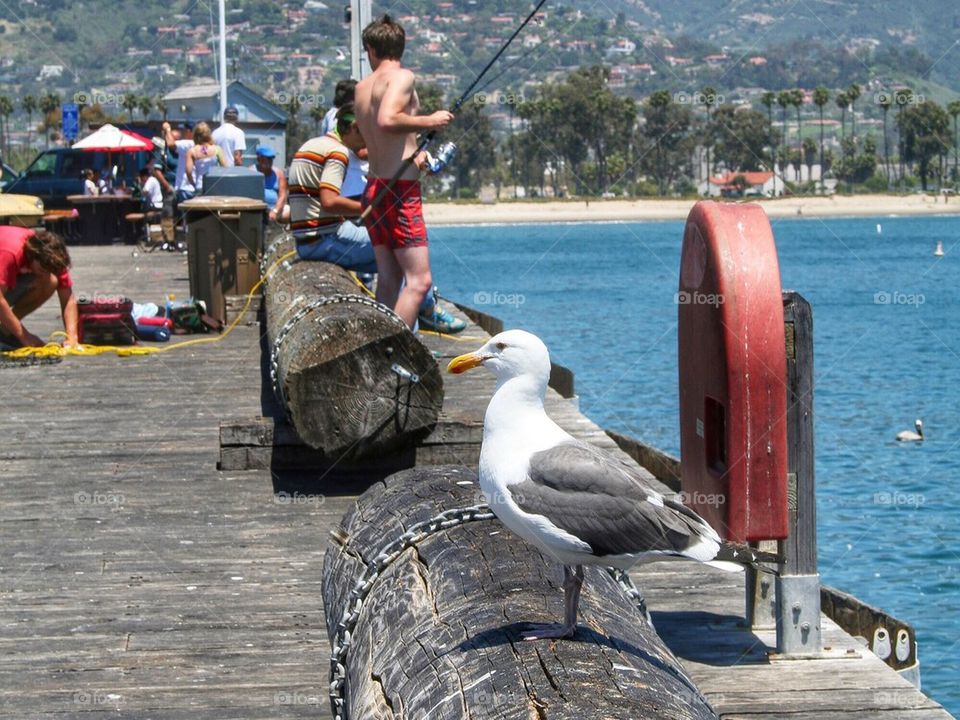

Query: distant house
[
  {"left": 702, "top": 171, "right": 783, "bottom": 198},
  {"left": 606, "top": 38, "right": 637, "bottom": 56},
  {"left": 37, "top": 65, "right": 64, "bottom": 81},
  {"left": 163, "top": 78, "right": 288, "bottom": 167}
]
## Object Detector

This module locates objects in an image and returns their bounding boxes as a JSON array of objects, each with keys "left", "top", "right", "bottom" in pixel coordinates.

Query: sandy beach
[{"left": 424, "top": 193, "right": 960, "bottom": 225}]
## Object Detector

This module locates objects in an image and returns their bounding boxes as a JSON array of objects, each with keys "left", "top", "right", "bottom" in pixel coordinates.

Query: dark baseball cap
[
  {"left": 178, "top": 121, "right": 194, "bottom": 130},
  {"left": 224, "top": 106, "right": 239, "bottom": 118}
]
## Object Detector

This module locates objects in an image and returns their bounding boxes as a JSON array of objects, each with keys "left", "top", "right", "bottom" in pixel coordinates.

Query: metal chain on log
[
  {"left": 268, "top": 294, "right": 407, "bottom": 419},
  {"left": 329, "top": 503, "right": 495, "bottom": 720}
]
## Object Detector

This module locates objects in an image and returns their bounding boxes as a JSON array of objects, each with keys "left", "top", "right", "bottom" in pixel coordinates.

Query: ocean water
[{"left": 429, "top": 214, "right": 960, "bottom": 714}]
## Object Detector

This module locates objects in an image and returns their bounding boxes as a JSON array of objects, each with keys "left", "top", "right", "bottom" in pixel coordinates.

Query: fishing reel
[{"left": 424, "top": 142, "right": 458, "bottom": 174}]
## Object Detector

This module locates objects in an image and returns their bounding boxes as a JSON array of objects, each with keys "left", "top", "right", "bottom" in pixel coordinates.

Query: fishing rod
[{"left": 356, "top": 0, "right": 548, "bottom": 224}]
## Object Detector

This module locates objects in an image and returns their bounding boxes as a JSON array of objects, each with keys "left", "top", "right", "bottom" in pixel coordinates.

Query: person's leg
[
  {"left": 393, "top": 246, "right": 432, "bottom": 328},
  {"left": 373, "top": 244, "right": 404, "bottom": 313},
  {"left": 9, "top": 272, "right": 57, "bottom": 319}
]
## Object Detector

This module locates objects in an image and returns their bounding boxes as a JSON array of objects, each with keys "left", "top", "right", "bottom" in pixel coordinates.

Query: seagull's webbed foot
[
  {"left": 521, "top": 622, "right": 577, "bottom": 641},
  {"left": 522, "top": 565, "right": 584, "bottom": 641}
]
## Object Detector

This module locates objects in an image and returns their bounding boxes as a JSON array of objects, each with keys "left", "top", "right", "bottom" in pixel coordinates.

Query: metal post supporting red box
[{"left": 678, "top": 201, "right": 789, "bottom": 542}]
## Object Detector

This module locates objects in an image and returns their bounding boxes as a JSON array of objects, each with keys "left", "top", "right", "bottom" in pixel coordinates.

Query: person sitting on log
[
  {"left": 0, "top": 227, "right": 78, "bottom": 349},
  {"left": 288, "top": 102, "right": 378, "bottom": 274},
  {"left": 289, "top": 103, "right": 465, "bottom": 334}
]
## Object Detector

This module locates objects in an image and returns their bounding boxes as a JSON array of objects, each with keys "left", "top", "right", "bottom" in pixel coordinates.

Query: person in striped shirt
[{"left": 288, "top": 103, "right": 376, "bottom": 272}]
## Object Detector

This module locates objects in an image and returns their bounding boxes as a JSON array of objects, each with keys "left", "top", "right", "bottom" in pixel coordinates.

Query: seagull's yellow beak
[{"left": 447, "top": 351, "right": 484, "bottom": 374}]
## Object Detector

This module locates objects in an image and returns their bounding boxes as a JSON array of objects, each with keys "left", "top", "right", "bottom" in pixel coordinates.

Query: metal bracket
[
  {"left": 776, "top": 573, "right": 823, "bottom": 656},
  {"left": 390, "top": 363, "right": 420, "bottom": 384}
]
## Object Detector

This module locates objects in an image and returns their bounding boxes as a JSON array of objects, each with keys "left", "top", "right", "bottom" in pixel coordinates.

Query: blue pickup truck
[{"left": 4, "top": 147, "right": 170, "bottom": 209}]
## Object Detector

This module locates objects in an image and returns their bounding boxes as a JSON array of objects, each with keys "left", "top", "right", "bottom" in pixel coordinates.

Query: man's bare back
[
  {"left": 355, "top": 57, "right": 453, "bottom": 181},
  {"left": 355, "top": 65, "right": 421, "bottom": 180}
]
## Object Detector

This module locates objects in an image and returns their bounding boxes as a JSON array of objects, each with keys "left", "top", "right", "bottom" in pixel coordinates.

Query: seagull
[
  {"left": 447, "top": 329, "right": 744, "bottom": 640},
  {"left": 896, "top": 419, "right": 924, "bottom": 442}
]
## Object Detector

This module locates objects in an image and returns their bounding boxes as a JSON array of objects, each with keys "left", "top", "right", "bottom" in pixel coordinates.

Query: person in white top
[
  {"left": 162, "top": 121, "right": 196, "bottom": 202},
  {"left": 138, "top": 168, "right": 164, "bottom": 210},
  {"left": 83, "top": 169, "right": 98, "bottom": 196},
  {"left": 212, "top": 106, "right": 246, "bottom": 167},
  {"left": 185, "top": 122, "right": 226, "bottom": 194}
]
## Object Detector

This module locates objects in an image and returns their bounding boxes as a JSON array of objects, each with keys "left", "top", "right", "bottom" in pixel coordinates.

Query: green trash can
[{"left": 179, "top": 196, "right": 267, "bottom": 323}]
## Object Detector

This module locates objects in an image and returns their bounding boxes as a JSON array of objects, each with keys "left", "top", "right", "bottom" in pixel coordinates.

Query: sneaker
[{"left": 418, "top": 304, "right": 467, "bottom": 334}]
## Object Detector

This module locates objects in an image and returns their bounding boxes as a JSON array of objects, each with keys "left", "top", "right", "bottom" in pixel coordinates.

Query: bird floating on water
[
  {"left": 934, "top": 241, "right": 944, "bottom": 257},
  {"left": 896, "top": 419, "right": 924, "bottom": 443},
  {"left": 447, "top": 329, "right": 747, "bottom": 640}
]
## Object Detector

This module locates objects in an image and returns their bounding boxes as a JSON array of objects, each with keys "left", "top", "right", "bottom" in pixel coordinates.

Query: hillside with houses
[{"left": 0, "top": 0, "right": 957, "bottom": 199}]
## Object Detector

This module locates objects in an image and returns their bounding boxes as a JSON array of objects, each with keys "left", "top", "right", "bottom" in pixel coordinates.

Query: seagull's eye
[{"left": 495, "top": 342, "right": 507, "bottom": 350}]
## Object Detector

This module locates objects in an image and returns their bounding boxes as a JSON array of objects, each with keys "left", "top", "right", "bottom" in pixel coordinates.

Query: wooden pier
[{"left": 0, "top": 245, "right": 952, "bottom": 718}]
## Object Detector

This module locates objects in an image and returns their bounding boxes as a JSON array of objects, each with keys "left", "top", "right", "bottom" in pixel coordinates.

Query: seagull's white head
[{"left": 447, "top": 329, "right": 551, "bottom": 386}]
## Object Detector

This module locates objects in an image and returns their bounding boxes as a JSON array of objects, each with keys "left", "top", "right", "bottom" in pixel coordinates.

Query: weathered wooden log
[
  {"left": 322, "top": 465, "right": 718, "bottom": 720},
  {"left": 263, "top": 233, "right": 443, "bottom": 459}
]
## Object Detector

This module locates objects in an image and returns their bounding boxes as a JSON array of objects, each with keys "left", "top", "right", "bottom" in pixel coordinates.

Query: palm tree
[
  {"left": 878, "top": 91, "right": 893, "bottom": 187},
  {"left": 38, "top": 92, "right": 61, "bottom": 148},
  {"left": 847, "top": 83, "right": 861, "bottom": 145},
  {"left": 760, "top": 91, "right": 775, "bottom": 169},
  {"left": 895, "top": 88, "right": 913, "bottom": 189},
  {"left": 309, "top": 105, "right": 325, "bottom": 135},
  {"left": 812, "top": 86, "right": 829, "bottom": 193},
  {"left": 155, "top": 96, "right": 169, "bottom": 122},
  {"left": 948, "top": 100, "right": 960, "bottom": 187},
  {"left": 790, "top": 88, "right": 805, "bottom": 180},
  {"left": 122, "top": 93, "right": 138, "bottom": 121},
  {"left": 835, "top": 91, "right": 849, "bottom": 153},
  {"left": 21, "top": 94, "right": 37, "bottom": 151},
  {"left": 137, "top": 95, "right": 154, "bottom": 122},
  {"left": 0, "top": 95, "right": 12, "bottom": 156},
  {"left": 701, "top": 85, "right": 717, "bottom": 180},
  {"left": 777, "top": 91, "right": 791, "bottom": 177}
]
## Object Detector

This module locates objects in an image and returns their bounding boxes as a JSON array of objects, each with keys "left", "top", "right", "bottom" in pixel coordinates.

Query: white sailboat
[{"left": 934, "top": 240, "right": 944, "bottom": 257}]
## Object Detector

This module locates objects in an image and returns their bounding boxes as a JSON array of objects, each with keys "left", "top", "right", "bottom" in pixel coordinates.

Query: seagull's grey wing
[{"left": 513, "top": 441, "right": 716, "bottom": 558}]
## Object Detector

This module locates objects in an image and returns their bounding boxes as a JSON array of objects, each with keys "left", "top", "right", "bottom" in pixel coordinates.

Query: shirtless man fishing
[{"left": 354, "top": 14, "right": 454, "bottom": 329}]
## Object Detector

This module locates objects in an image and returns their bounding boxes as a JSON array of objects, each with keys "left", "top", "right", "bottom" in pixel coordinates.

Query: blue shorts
[{"left": 295, "top": 220, "right": 377, "bottom": 274}]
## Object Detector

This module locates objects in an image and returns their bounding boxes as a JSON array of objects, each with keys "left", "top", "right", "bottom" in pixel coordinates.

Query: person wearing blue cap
[
  {"left": 213, "top": 106, "right": 246, "bottom": 167},
  {"left": 251, "top": 145, "right": 287, "bottom": 223}
]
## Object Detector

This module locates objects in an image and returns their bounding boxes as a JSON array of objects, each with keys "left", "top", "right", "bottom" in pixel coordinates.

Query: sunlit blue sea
[{"left": 430, "top": 213, "right": 960, "bottom": 714}]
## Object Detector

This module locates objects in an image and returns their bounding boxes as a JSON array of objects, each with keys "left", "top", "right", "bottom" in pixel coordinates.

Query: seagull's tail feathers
[{"left": 713, "top": 542, "right": 780, "bottom": 568}]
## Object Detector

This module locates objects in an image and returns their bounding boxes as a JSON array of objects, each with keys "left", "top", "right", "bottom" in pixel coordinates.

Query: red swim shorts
[{"left": 362, "top": 178, "right": 428, "bottom": 249}]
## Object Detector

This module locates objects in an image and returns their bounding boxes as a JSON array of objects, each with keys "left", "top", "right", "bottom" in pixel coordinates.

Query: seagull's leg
[{"left": 522, "top": 565, "right": 583, "bottom": 641}]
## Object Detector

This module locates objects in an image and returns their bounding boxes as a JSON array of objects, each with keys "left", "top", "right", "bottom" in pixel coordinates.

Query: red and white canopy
[{"left": 72, "top": 124, "right": 153, "bottom": 152}]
